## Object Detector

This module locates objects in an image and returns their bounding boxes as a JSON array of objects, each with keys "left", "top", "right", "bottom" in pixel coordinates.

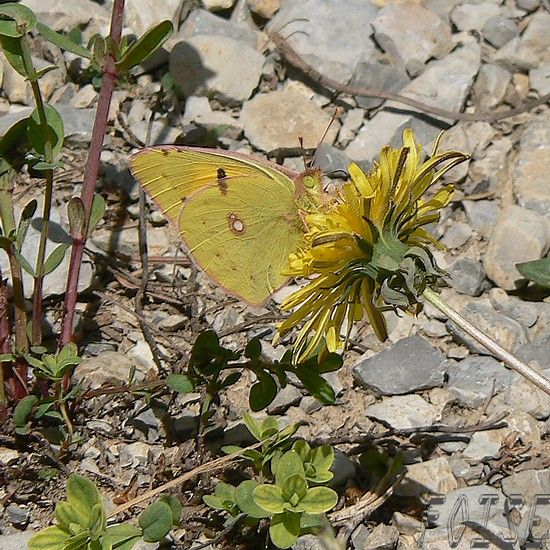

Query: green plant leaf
[
  {"left": 281, "top": 474, "right": 308, "bottom": 512},
  {"left": 15, "top": 199, "right": 37, "bottom": 250},
  {"left": 0, "top": 3, "right": 36, "bottom": 34},
  {"left": 310, "top": 445, "right": 334, "bottom": 476},
  {"left": 64, "top": 475, "right": 103, "bottom": 528},
  {"left": 0, "top": 34, "right": 26, "bottom": 77},
  {"left": 67, "top": 197, "right": 86, "bottom": 239},
  {"left": 299, "top": 512, "right": 325, "bottom": 531},
  {"left": 252, "top": 484, "right": 285, "bottom": 514},
  {"left": 36, "top": 21, "right": 92, "bottom": 59},
  {"left": 291, "top": 440, "right": 311, "bottom": 463},
  {"left": 28, "top": 525, "right": 71, "bottom": 550},
  {"left": 159, "top": 494, "right": 182, "bottom": 525},
  {"left": 274, "top": 451, "right": 304, "bottom": 487},
  {"left": 27, "top": 104, "right": 64, "bottom": 157},
  {"left": 244, "top": 337, "right": 262, "bottom": 359},
  {"left": 299, "top": 487, "right": 338, "bottom": 514},
  {"left": 516, "top": 258, "right": 550, "bottom": 288},
  {"left": 295, "top": 366, "right": 335, "bottom": 405},
  {"left": 43, "top": 243, "right": 69, "bottom": 275},
  {"left": 269, "top": 511, "right": 300, "bottom": 549},
  {"left": 13, "top": 394, "right": 38, "bottom": 430},
  {"left": 138, "top": 501, "right": 172, "bottom": 542},
  {"left": 235, "top": 480, "right": 271, "bottom": 519},
  {"left": 316, "top": 352, "right": 343, "bottom": 373},
  {"left": 88, "top": 503, "right": 106, "bottom": 539},
  {"left": 88, "top": 194, "right": 106, "bottom": 236},
  {"left": 249, "top": 370, "right": 277, "bottom": 411},
  {"left": 103, "top": 523, "right": 141, "bottom": 550},
  {"left": 165, "top": 373, "right": 193, "bottom": 394},
  {"left": 242, "top": 412, "right": 262, "bottom": 441},
  {"left": 14, "top": 248, "right": 35, "bottom": 275},
  {"left": 359, "top": 449, "right": 390, "bottom": 478},
  {"left": 115, "top": 20, "right": 173, "bottom": 73}
]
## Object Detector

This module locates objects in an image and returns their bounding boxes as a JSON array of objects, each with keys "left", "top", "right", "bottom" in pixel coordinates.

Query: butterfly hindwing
[{"left": 180, "top": 175, "right": 304, "bottom": 305}]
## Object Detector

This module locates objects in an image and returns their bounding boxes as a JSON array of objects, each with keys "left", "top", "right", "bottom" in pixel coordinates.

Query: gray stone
[
  {"left": 447, "top": 258, "right": 487, "bottom": 296},
  {"left": 462, "top": 200, "right": 498, "bottom": 238},
  {"left": 530, "top": 62, "right": 550, "bottom": 96},
  {"left": 492, "top": 37, "right": 540, "bottom": 72},
  {"left": 447, "top": 300, "right": 528, "bottom": 355},
  {"left": 125, "top": 0, "right": 181, "bottom": 37},
  {"left": 346, "top": 44, "right": 480, "bottom": 161},
  {"left": 330, "top": 449, "right": 356, "bottom": 487},
  {"left": 372, "top": 4, "right": 453, "bottom": 75},
  {"left": 472, "top": 63, "right": 511, "bottom": 109},
  {"left": 0, "top": 201, "right": 93, "bottom": 298},
  {"left": 446, "top": 355, "right": 518, "bottom": 407},
  {"left": 522, "top": 11, "right": 550, "bottom": 58},
  {"left": 365, "top": 394, "right": 440, "bottom": 429},
  {"left": 1, "top": 53, "right": 65, "bottom": 105},
  {"left": 482, "top": 15, "right": 518, "bottom": 48},
  {"left": 463, "top": 428, "right": 508, "bottom": 461},
  {"left": 516, "top": 0, "right": 540, "bottom": 9},
  {"left": 292, "top": 534, "right": 325, "bottom": 550},
  {"left": 73, "top": 351, "right": 149, "bottom": 390},
  {"left": 267, "top": 0, "right": 379, "bottom": 83},
  {"left": 353, "top": 335, "right": 447, "bottom": 396},
  {"left": 158, "top": 314, "right": 187, "bottom": 331},
  {"left": 312, "top": 144, "right": 351, "bottom": 175},
  {"left": 350, "top": 61, "right": 411, "bottom": 109},
  {"left": 169, "top": 35, "right": 264, "bottom": 104},
  {"left": 515, "top": 335, "right": 550, "bottom": 370},
  {"left": 129, "top": 118, "right": 182, "bottom": 146},
  {"left": 488, "top": 288, "right": 539, "bottom": 329},
  {"left": 248, "top": 0, "right": 281, "bottom": 19},
  {"left": 483, "top": 205, "right": 549, "bottom": 290},
  {"left": 69, "top": 83, "right": 97, "bottom": 108},
  {"left": 490, "top": 373, "right": 550, "bottom": 420},
  {"left": 20, "top": 0, "right": 110, "bottom": 33},
  {"left": 178, "top": 8, "right": 257, "bottom": 47},
  {"left": 337, "top": 108, "right": 365, "bottom": 145},
  {"left": 0, "top": 532, "right": 34, "bottom": 550},
  {"left": 240, "top": 86, "right": 340, "bottom": 151},
  {"left": 352, "top": 523, "right": 399, "bottom": 549},
  {"left": 467, "top": 136, "right": 513, "bottom": 194},
  {"left": 501, "top": 469, "right": 550, "bottom": 544},
  {"left": 299, "top": 395, "right": 323, "bottom": 414},
  {"left": 392, "top": 511, "right": 423, "bottom": 536},
  {"left": 513, "top": 111, "right": 550, "bottom": 216},
  {"left": 422, "top": 319, "right": 449, "bottom": 338},
  {"left": 267, "top": 385, "right": 302, "bottom": 414},
  {"left": 4, "top": 504, "right": 30, "bottom": 527},
  {"left": 451, "top": 2, "right": 500, "bottom": 31},
  {"left": 396, "top": 457, "right": 457, "bottom": 498},
  {"left": 441, "top": 221, "right": 472, "bottom": 249},
  {"left": 425, "top": 485, "right": 513, "bottom": 543},
  {"left": 201, "top": 0, "right": 235, "bottom": 11}
]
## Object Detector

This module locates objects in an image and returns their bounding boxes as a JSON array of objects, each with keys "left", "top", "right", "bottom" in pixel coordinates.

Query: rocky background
[{"left": 0, "top": 0, "right": 549, "bottom": 548}]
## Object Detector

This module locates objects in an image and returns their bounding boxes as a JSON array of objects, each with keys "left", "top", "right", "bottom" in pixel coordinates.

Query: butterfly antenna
[
  {"left": 311, "top": 107, "right": 343, "bottom": 167},
  {"left": 298, "top": 135, "right": 309, "bottom": 170}
]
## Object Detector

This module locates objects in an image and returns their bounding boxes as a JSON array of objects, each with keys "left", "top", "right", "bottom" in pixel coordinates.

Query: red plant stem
[
  {"left": 59, "top": 0, "right": 125, "bottom": 347},
  {"left": 0, "top": 275, "right": 9, "bottom": 407}
]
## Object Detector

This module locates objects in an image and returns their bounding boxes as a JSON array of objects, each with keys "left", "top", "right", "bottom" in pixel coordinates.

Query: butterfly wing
[
  {"left": 129, "top": 146, "right": 304, "bottom": 305},
  {"left": 179, "top": 175, "right": 304, "bottom": 304}
]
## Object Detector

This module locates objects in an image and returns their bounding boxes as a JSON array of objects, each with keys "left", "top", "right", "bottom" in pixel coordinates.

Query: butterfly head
[{"left": 294, "top": 168, "right": 325, "bottom": 211}]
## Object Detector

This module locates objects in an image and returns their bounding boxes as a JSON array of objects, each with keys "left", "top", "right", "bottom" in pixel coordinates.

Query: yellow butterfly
[{"left": 129, "top": 147, "right": 325, "bottom": 305}]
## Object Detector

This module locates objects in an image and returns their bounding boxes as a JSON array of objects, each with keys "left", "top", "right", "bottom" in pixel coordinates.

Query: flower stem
[
  {"left": 422, "top": 287, "right": 550, "bottom": 397},
  {"left": 20, "top": 37, "right": 55, "bottom": 346}
]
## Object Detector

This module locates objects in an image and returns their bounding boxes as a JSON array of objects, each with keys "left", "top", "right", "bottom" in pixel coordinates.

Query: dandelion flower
[{"left": 277, "top": 129, "right": 469, "bottom": 362}]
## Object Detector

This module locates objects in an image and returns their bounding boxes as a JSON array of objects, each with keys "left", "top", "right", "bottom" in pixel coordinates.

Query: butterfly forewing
[{"left": 129, "top": 147, "right": 305, "bottom": 305}]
